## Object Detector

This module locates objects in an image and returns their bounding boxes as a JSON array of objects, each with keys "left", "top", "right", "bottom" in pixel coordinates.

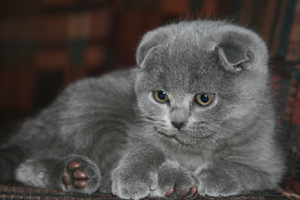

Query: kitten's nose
[{"left": 172, "top": 121, "right": 185, "bottom": 130}]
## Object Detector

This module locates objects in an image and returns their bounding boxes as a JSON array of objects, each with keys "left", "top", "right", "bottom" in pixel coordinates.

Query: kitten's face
[{"left": 135, "top": 43, "right": 266, "bottom": 146}]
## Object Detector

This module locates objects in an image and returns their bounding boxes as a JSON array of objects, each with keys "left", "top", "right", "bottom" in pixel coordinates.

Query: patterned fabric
[
  {"left": 271, "top": 63, "right": 300, "bottom": 194},
  {"left": 0, "top": 0, "right": 296, "bottom": 115},
  {"left": 0, "top": 183, "right": 300, "bottom": 200},
  {"left": 0, "top": 0, "right": 300, "bottom": 199}
]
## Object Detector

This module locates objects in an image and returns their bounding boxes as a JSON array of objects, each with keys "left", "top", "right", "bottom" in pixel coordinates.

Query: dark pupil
[
  {"left": 201, "top": 94, "right": 209, "bottom": 103},
  {"left": 158, "top": 91, "right": 166, "bottom": 100}
]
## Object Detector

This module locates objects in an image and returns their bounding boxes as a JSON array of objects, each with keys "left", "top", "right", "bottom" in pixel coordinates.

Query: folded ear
[
  {"left": 136, "top": 28, "right": 168, "bottom": 68},
  {"left": 217, "top": 42, "right": 253, "bottom": 72},
  {"left": 215, "top": 29, "right": 268, "bottom": 73}
]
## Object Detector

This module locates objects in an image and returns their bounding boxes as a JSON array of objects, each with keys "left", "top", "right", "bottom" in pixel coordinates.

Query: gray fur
[{"left": 0, "top": 20, "right": 284, "bottom": 198}]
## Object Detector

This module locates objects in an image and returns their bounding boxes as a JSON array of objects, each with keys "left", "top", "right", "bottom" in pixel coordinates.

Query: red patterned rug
[{"left": 0, "top": 183, "right": 299, "bottom": 200}]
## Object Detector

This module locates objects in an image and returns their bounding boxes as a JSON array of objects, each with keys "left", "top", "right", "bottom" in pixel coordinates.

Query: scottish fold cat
[{"left": 0, "top": 20, "right": 285, "bottom": 199}]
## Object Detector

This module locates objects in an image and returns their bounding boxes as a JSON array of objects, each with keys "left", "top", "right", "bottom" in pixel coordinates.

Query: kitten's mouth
[
  {"left": 177, "top": 130, "right": 197, "bottom": 138},
  {"left": 155, "top": 126, "right": 213, "bottom": 142},
  {"left": 154, "top": 127, "right": 203, "bottom": 145}
]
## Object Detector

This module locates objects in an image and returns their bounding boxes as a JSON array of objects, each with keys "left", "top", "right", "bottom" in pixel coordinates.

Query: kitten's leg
[
  {"left": 111, "top": 144, "right": 164, "bottom": 199},
  {"left": 197, "top": 162, "right": 241, "bottom": 197},
  {"left": 151, "top": 160, "right": 200, "bottom": 198},
  {"left": 16, "top": 155, "right": 101, "bottom": 194},
  {"left": 0, "top": 145, "right": 27, "bottom": 183},
  {"left": 197, "top": 161, "right": 279, "bottom": 197},
  {"left": 111, "top": 144, "right": 199, "bottom": 199}
]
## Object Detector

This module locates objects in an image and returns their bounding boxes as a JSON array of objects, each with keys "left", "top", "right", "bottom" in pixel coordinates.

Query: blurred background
[
  {"left": 0, "top": 0, "right": 298, "bottom": 122},
  {"left": 0, "top": 0, "right": 299, "bottom": 190}
]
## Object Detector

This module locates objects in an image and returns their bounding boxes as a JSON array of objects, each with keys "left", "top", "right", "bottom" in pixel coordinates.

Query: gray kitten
[{"left": 0, "top": 20, "right": 285, "bottom": 199}]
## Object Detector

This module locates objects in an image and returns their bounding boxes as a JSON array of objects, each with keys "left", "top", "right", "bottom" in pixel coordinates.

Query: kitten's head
[{"left": 134, "top": 20, "right": 271, "bottom": 147}]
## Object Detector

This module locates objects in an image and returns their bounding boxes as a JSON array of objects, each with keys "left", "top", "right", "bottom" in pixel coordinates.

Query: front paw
[
  {"left": 199, "top": 168, "right": 240, "bottom": 197},
  {"left": 111, "top": 167, "right": 157, "bottom": 199},
  {"left": 152, "top": 160, "right": 200, "bottom": 198}
]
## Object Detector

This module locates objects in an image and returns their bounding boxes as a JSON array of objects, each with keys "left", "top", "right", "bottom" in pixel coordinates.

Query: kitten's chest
[{"left": 165, "top": 149, "right": 208, "bottom": 172}]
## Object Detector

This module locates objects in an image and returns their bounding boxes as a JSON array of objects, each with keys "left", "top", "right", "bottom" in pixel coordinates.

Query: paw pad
[
  {"left": 165, "top": 187, "right": 174, "bottom": 198},
  {"left": 165, "top": 186, "right": 198, "bottom": 198},
  {"left": 62, "top": 161, "right": 88, "bottom": 189}
]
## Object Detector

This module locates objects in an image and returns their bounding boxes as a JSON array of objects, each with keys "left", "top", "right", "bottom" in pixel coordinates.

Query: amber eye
[
  {"left": 195, "top": 93, "right": 215, "bottom": 106},
  {"left": 153, "top": 91, "right": 169, "bottom": 103}
]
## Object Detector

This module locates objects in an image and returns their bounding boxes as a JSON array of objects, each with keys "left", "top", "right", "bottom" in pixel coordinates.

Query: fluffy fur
[{"left": 0, "top": 20, "right": 285, "bottom": 199}]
